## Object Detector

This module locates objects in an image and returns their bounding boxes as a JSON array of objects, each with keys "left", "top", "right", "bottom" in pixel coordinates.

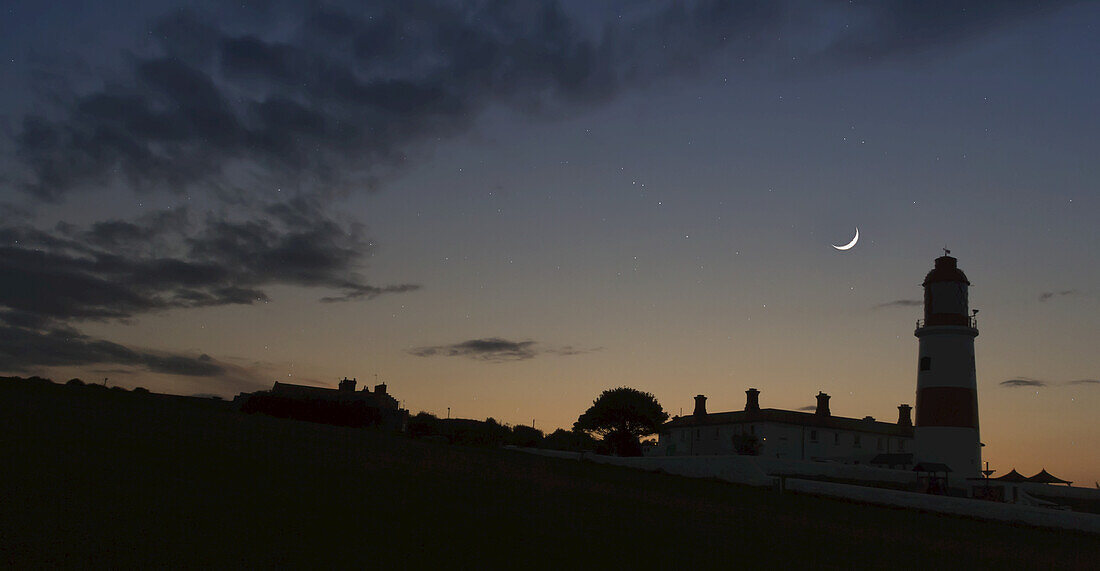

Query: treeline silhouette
[
  {"left": 1, "top": 375, "right": 634, "bottom": 454},
  {"left": 2, "top": 375, "right": 152, "bottom": 394},
  {"left": 406, "top": 412, "right": 608, "bottom": 453}
]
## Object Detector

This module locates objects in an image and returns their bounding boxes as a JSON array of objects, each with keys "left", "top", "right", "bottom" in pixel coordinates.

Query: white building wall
[{"left": 658, "top": 421, "right": 912, "bottom": 464}]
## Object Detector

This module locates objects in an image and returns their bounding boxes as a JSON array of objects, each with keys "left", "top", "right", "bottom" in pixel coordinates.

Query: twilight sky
[{"left": 1, "top": 1, "right": 1097, "bottom": 483}]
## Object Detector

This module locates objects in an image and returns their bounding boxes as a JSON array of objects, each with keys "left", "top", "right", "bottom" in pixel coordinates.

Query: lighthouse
[{"left": 914, "top": 252, "right": 981, "bottom": 479}]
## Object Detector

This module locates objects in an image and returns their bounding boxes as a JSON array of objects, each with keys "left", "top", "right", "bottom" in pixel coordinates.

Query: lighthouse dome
[{"left": 922, "top": 255, "right": 970, "bottom": 286}]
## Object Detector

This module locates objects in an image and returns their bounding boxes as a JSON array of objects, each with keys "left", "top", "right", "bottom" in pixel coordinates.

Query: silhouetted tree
[
  {"left": 574, "top": 387, "right": 668, "bottom": 456},
  {"left": 132, "top": 387, "right": 150, "bottom": 394},
  {"left": 509, "top": 425, "right": 544, "bottom": 447},
  {"left": 66, "top": 378, "right": 85, "bottom": 386},
  {"left": 407, "top": 412, "right": 440, "bottom": 439}
]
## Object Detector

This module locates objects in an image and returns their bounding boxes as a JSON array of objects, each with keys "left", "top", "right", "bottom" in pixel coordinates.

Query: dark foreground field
[{"left": 1, "top": 380, "right": 1096, "bottom": 568}]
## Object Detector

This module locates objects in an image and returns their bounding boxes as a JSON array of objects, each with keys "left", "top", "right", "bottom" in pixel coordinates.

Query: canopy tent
[
  {"left": 1026, "top": 469, "right": 1072, "bottom": 485},
  {"left": 993, "top": 469, "right": 1028, "bottom": 482}
]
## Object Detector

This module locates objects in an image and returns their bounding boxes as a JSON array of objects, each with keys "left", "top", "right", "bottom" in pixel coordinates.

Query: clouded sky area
[{"left": 1, "top": 1, "right": 1097, "bottom": 483}]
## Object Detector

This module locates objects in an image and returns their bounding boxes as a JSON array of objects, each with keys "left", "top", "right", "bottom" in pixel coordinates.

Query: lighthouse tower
[{"left": 914, "top": 253, "right": 981, "bottom": 479}]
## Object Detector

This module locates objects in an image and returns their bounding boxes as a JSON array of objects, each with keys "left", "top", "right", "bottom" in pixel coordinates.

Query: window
[
  {"left": 834, "top": 432, "right": 840, "bottom": 445},
  {"left": 695, "top": 429, "right": 701, "bottom": 439},
  {"left": 715, "top": 427, "right": 720, "bottom": 438},
  {"left": 750, "top": 425, "right": 756, "bottom": 435},
  {"left": 854, "top": 435, "right": 861, "bottom": 448},
  {"left": 680, "top": 430, "right": 686, "bottom": 442},
  {"left": 877, "top": 438, "right": 885, "bottom": 451},
  {"left": 898, "top": 439, "right": 906, "bottom": 451},
  {"left": 810, "top": 430, "right": 818, "bottom": 442},
  {"left": 919, "top": 356, "right": 931, "bottom": 372}
]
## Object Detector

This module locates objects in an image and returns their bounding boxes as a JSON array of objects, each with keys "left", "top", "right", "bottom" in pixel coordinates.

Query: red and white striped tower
[{"left": 914, "top": 252, "right": 981, "bottom": 479}]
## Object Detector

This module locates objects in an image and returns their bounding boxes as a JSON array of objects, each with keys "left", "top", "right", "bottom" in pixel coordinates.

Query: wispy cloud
[
  {"left": 797, "top": 405, "right": 818, "bottom": 411},
  {"left": 1038, "top": 290, "right": 1079, "bottom": 302},
  {"left": 1000, "top": 377, "right": 1100, "bottom": 389},
  {"left": 873, "top": 299, "right": 922, "bottom": 310},
  {"left": 1000, "top": 378, "right": 1046, "bottom": 388},
  {"left": 409, "top": 338, "right": 538, "bottom": 362},
  {"left": 546, "top": 345, "right": 603, "bottom": 357}
]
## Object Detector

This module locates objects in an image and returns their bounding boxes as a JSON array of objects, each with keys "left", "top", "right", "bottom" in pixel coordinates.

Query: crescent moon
[{"left": 832, "top": 228, "right": 859, "bottom": 251}]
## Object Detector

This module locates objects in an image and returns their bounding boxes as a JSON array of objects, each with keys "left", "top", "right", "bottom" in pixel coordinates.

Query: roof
[
  {"left": 923, "top": 255, "right": 970, "bottom": 286},
  {"left": 1027, "top": 469, "right": 1072, "bottom": 485},
  {"left": 272, "top": 381, "right": 339, "bottom": 395},
  {"left": 913, "top": 462, "right": 952, "bottom": 473},
  {"left": 267, "top": 381, "right": 398, "bottom": 407},
  {"left": 993, "top": 469, "right": 1028, "bottom": 482},
  {"left": 663, "top": 408, "right": 912, "bottom": 437},
  {"left": 870, "top": 453, "right": 914, "bottom": 465}
]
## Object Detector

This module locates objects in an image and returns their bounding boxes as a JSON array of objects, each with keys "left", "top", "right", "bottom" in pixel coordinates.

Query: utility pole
[{"left": 447, "top": 407, "right": 450, "bottom": 420}]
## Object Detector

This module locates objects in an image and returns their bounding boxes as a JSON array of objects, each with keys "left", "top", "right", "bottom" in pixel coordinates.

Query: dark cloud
[
  {"left": 1038, "top": 290, "right": 1079, "bottom": 302},
  {"left": 0, "top": 0, "right": 1078, "bottom": 384},
  {"left": 1067, "top": 379, "right": 1100, "bottom": 386},
  {"left": 12, "top": 1, "right": 1073, "bottom": 202},
  {"left": 409, "top": 338, "right": 539, "bottom": 362},
  {"left": 13, "top": 2, "right": 621, "bottom": 200},
  {"left": 0, "top": 321, "right": 222, "bottom": 376},
  {"left": 1000, "top": 378, "right": 1046, "bottom": 388},
  {"left": 408, "top": 337, "right": 595, "bottom": 362},
  {"left": 0, "top": 196, "right": 417, "bottom": 323},
  {"left": 0, "top": 196, "right": 416, "bottom": 377},
  {"left": 797, "top": 405, "right": 818, "bottom": 411},
  {"left": 873, "top": 299, "right": 923, "bottom": 309},
  {"left": 822, "top": 1, "right": 1077, "bottom": 62}
]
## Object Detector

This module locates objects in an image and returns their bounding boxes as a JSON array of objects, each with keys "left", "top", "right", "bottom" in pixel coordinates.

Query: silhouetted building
[
  {"left": 235, "top": 377, "right": 408, "bottom": 430},
  {"left": 656, "top": 388, "right": 914, "bottom": 463}
]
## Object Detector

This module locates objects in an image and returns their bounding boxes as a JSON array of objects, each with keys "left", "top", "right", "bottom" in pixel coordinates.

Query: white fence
[{"left": 506, "top": 447, "right": 1099, "bottom": 534}]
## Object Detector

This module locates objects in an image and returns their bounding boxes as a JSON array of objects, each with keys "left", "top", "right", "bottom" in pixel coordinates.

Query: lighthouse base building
[
  {"left": 654, "top": 254, "right": 984, "bottom": 481},
  {"left": 656, "top": 390, "right": 914, "bottom": 468}
]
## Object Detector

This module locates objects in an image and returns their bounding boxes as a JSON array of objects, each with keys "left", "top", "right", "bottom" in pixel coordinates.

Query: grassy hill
[{"left": 1, "top": 379, "right": 1095, "bottom": 568}]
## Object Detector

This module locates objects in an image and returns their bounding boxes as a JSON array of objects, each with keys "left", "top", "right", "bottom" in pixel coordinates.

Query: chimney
[
  {"left": 815, "top": 392, "right": 831, "bottom": 416},
  {"left": 374, "top": 383, "right": 387, "bottom": 395},
  {"left": 897, "top": 404, "right": 912, "bottom": 427},
  {"left": 693, "top": 395, "right": 707, "bottom": 416},
  {"left": 745, "top": 388, "right": 760, "bottom": 412},
  {"left": 338, "top": 377, "right": 356, "bottom": 392}
]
